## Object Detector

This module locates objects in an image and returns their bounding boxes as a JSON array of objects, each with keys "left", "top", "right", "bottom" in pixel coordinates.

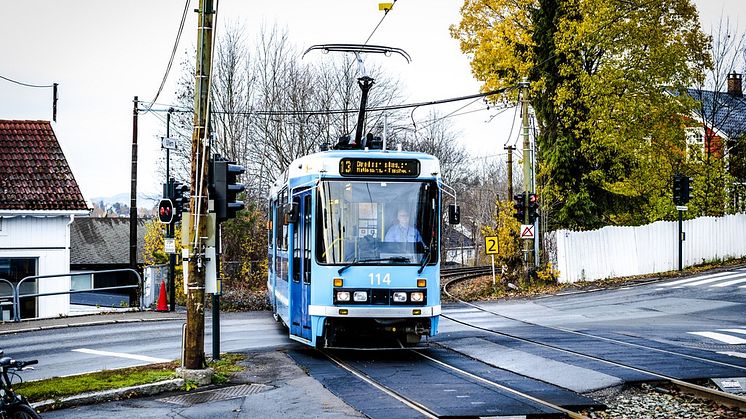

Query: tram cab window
[{"left": 316, "top": 180, "right": 438, "bottom": 265}]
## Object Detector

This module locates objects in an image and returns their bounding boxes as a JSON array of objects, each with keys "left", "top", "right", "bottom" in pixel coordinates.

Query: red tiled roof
[{"left": 0, "top": 120, "right": 88, "bottom": 211}]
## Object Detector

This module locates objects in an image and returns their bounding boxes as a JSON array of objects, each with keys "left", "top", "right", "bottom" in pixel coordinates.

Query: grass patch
[
  {"left": 16, "top": 361, "right": 179, "bottom": 403},
  {"left": 209, "top": 353, "right": 246, "bottom": 384},
  {"left": 15, "top": 353, "right": 248, "bottom": 403}
]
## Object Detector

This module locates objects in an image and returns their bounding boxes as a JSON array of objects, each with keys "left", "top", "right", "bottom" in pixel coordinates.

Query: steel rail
[
  {"left": 320, "top": 350, "right": 439, "bottom": 419},
  {"left": 411, "top": 349, "right": 589, "bottom": 419},
  {"left": 441, "top": 276, "right": 746, "bottom": 412}
]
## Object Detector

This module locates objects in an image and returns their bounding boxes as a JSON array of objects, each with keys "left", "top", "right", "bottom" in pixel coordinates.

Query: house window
[
  {"left": 71, "top": 274, "right": 93, "bottom": 291},
  {"left": 685, "top": 127, "right": 705, "bottom": 155}
]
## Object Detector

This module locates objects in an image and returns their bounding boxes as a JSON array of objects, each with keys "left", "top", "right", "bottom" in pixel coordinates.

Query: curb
[
  {"left": 32, "top": 378, "right": 185, "bottom": 412},
  {"left": 0, "top": 316, "right": 184, "bottom": 336}
]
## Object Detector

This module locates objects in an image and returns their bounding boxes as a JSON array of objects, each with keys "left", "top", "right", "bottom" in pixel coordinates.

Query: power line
[
  {"left": 141, "top": 0, "right": 191, "bottom": 113},
  {"left": 140, "top": 87, "right": 514, "bottom": 117},
  {"left": 0, "top": 74, "right": 54, "bottom": 88},
  {"left": 362, "top": 0, "right": 397, "bottom": 46}
]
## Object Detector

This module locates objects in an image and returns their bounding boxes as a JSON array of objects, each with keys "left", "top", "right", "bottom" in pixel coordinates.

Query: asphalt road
[{"left": 2, "top": 266, "right": 745, "bottom": 391}]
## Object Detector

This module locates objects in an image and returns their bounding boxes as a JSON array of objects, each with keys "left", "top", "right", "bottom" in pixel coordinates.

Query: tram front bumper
[{"left": 308, "top": 305, "right": 441, "bottom": 318}]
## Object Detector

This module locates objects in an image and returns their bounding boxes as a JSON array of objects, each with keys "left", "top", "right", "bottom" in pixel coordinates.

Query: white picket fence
[{"left": 550, "top": 213, "right": 746, "bottom": 283}]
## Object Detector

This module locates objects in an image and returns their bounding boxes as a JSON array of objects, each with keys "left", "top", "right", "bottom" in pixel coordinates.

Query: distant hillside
[{"left": 89, "top": 192, "right": 160, "bottom": 210}]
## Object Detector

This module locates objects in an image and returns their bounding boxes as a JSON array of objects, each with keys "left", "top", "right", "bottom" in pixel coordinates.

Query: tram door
[{"left": 290, "top": 191, "right": 313, "bottom": 341}]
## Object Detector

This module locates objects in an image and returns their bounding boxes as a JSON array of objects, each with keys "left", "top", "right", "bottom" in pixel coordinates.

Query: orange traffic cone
[{"left": 156, "top": 280, "right": 168, "bottom": 312}]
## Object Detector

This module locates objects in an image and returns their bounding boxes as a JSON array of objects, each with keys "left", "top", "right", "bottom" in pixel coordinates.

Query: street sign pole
[{"left": 491, "top": 255, "right": 496, "bottom": 288}]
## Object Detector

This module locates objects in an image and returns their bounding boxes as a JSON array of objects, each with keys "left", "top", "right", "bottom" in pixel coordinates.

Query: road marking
[
  {"left": 688, "top": 332, "right": 746, "bottom": 345},
  {"left": 684, "top": 273, "right": 745, "bottom": 287},
  {"left": 718, "top": 352, "right": 746, "bottom": 359},
  {"left": 72, "top": 348, "right": 170, "bottom": 363},
  {"left": 712, "top": 277, "right": 746, "bottom": 287},
  {"left": 719, "top": 329, "right": 746, "bottom": 336},
  {"left": 659, "top": 271, "right": 738, "bottom": 287}
]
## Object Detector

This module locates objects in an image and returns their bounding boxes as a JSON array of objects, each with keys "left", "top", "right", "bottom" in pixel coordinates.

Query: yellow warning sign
[{"left": 484, "top": 236, "right": 498, "bottom": 255}]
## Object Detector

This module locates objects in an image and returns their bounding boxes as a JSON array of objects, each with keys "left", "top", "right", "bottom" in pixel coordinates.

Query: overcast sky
[{"left": 1, "top": 0, "right": 743, "bottom": 204}]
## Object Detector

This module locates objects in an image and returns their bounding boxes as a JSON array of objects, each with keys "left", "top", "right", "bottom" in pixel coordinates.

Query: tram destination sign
[{"left": 339, "top": 158, "right": 420, "bottom": 177}]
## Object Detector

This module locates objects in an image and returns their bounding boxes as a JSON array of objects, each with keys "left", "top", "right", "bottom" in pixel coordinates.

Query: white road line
[
  {"left": 684, "top": 273, "right": 746, "bottom": 287},
  {"left": 658, "top": 271, "right": 737, "bottom": 287},
  {"left": 72, "top": 348, "right": 171, "bottom": 363},
  {"left": 688, "top": 332, "right": 746, "bottom": 345},
  {"left": 718, "top": 329, "right": 746, "bottom": 336},
  {"left": 718, "top": 352, "right": 746, "bottom": 359},
  {"left": 711, "top": 278, "right": 746, "bottom": 287}
]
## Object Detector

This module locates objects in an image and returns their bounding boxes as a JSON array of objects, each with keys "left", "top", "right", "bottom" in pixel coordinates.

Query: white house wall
[
  {"left": 553, "top": 213, "right": 746, "bottom": 283},
  {"left": 0, "top": 215, "right": 72, "bottom": 318}
]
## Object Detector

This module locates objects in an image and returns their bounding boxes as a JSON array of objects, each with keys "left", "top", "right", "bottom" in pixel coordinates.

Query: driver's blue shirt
[{"left": 384, "top": 225, "right": 422, "bottom": 242}]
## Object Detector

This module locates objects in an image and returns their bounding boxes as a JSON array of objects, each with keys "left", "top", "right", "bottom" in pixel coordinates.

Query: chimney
[{"left": 727, "top": 72, "right": 742, "bottom": 97}]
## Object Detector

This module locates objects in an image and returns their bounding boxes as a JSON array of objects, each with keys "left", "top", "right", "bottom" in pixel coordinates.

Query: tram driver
[{"left": 384, "top": 208, "right": 423, "bottom": 243}]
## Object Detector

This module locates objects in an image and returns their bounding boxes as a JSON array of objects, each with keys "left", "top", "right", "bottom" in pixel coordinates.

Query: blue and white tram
[{"left": 267, "top": 149, "right": 458, "bottom": 347}]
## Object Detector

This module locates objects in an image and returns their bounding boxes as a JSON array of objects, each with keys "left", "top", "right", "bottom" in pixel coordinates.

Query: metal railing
[
  {"left": 7, "top": 269, "right": 143, "bottom": 322},
  {"left": 0, "top": 278, "right": 14, "bottom": 322}
]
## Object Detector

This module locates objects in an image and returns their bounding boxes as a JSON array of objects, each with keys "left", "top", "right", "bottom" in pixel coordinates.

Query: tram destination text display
[{"left": 339, "top": 158, "right": 420, "bottom": 177}]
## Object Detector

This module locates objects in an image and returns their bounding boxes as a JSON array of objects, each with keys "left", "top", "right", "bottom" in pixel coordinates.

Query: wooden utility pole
[
  {"left": 505, "top": 145, "right": 514, "bottom": 200},
  {"left": 184, "top": 0, "right": 214, "bottom": 370},
  {"left": 519, "top": 79, "right": 534, "bottom": 269}
]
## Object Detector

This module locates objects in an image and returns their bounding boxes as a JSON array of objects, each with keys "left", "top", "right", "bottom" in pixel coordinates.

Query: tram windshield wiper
[
  {"left": 417, "top": 244, "right": 432, "bottom": 275},
  {"left": 337, "top": 256, "right": 411, "bottom": 274}
]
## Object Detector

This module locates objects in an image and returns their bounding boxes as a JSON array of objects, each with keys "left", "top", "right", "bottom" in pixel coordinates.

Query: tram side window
[{"left": 292, "top": 197, "right": 300, "bottom": 282}]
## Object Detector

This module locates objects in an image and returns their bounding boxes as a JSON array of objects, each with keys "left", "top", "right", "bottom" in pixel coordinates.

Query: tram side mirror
[
  {"left": 448, "top": 204, "right": 461, "bottom": 225},
  {"left": 284, "top": 202, "right": 299, "bottom": 224}
]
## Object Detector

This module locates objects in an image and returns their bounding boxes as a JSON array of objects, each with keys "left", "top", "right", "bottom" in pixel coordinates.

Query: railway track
[
  {"left": 440, "top": 274, "right": 746, "bottom": 413},
  {"left": 318, "top": 347, "right": 594, "bottom": 418},
  {"left": 440, "top": 265, "right": 493, "bottom": 280}
]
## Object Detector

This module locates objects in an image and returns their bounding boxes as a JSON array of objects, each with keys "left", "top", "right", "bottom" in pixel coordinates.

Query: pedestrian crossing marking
[
  {"left": 659, "top": 271, "right": 736, "bottom": 287},
  {"left": 713, "top": 278, "right": 746, "bottom": 287},
  {"left": 684, "top": 273, "right": 745, "bottom": 287},
  {"left": 657, "top": 270, "right": 746, "bottom": 289},
  {"left": 688, "top": 332, "right": 746, "bottom": 345}
]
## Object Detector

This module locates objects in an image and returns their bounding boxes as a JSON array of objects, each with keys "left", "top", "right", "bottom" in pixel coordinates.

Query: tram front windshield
[{"left": 316, "top": 180, "right": 438, "bottom": 265}]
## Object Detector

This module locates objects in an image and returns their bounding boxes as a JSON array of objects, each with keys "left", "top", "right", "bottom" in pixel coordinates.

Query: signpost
[{"left": 484, "top": 236, "right": 498, "bottom": 287}]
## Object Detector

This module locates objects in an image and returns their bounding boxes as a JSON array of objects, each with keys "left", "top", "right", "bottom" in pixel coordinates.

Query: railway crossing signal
[
  {"left": 513, "top": 192, "right": 526, "bottom": 223},
  {"left": 158, "top": 199, "right": 174, "bottom": 224},
  {"left": 673, "top": 173, "right": 693, "bottom": 205},
  {"left": 172, "top": 181, "right": 189, "bottom": 222},
  {"left": 527, "top": 193, "right": 539, "bottom": 224}
]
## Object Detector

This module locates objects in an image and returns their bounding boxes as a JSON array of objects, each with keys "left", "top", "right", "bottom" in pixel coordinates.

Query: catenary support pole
[{"left": 130, "top": 96, "right": 138, "bottom": 273}]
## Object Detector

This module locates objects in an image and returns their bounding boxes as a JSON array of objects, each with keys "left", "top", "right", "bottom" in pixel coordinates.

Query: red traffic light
[{"left": 158, "top": 199, "right": 174, "bottom": 224}]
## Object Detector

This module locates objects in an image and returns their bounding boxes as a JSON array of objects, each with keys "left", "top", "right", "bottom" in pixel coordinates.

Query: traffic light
[
  {"left": 673, "top": 174, "right": 693, "bottom": 205},
  {"left": 210, "top": 154, "right": 246, "bottom": 222},
  {"left": 527, "top": 193, "right": 539, "bottom": 224},
  {"left": 158, "top": 199, "right": 174, "bottom": 224},
  {"left": 680, "top": 175, "right": 692, "bottom": 204},
  {"left": 673, "top": 174, "right": 683, "bottom": 205},
  {"left": 172, "top": 180, "right": 189, "bottom": 222},
  {"left": 513, "top": 192, "right": 526, "bottom": 223}
]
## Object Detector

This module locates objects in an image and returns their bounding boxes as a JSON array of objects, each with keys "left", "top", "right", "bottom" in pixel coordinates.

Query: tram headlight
[
  {"left": 392, "top": 292, "right": 407, "bottom": 302},
  {"left": 353, "top": 291, "right": 368, "bottom": 302},
  {"left": 336, "top": 291, "right": 351, "bottom": 302},
  {"left": 409, "top": 292, "right": 424, "bottom": 302}
]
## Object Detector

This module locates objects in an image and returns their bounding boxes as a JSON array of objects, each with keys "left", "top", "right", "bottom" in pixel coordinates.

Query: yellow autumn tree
[{"left": 142, "top": 220, "right": 185, "bottom": 304}]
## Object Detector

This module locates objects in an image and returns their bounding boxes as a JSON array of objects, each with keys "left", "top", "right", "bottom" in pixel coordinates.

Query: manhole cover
[{"left": 158, "top": 383, "right": 272, "bottom": 406}]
